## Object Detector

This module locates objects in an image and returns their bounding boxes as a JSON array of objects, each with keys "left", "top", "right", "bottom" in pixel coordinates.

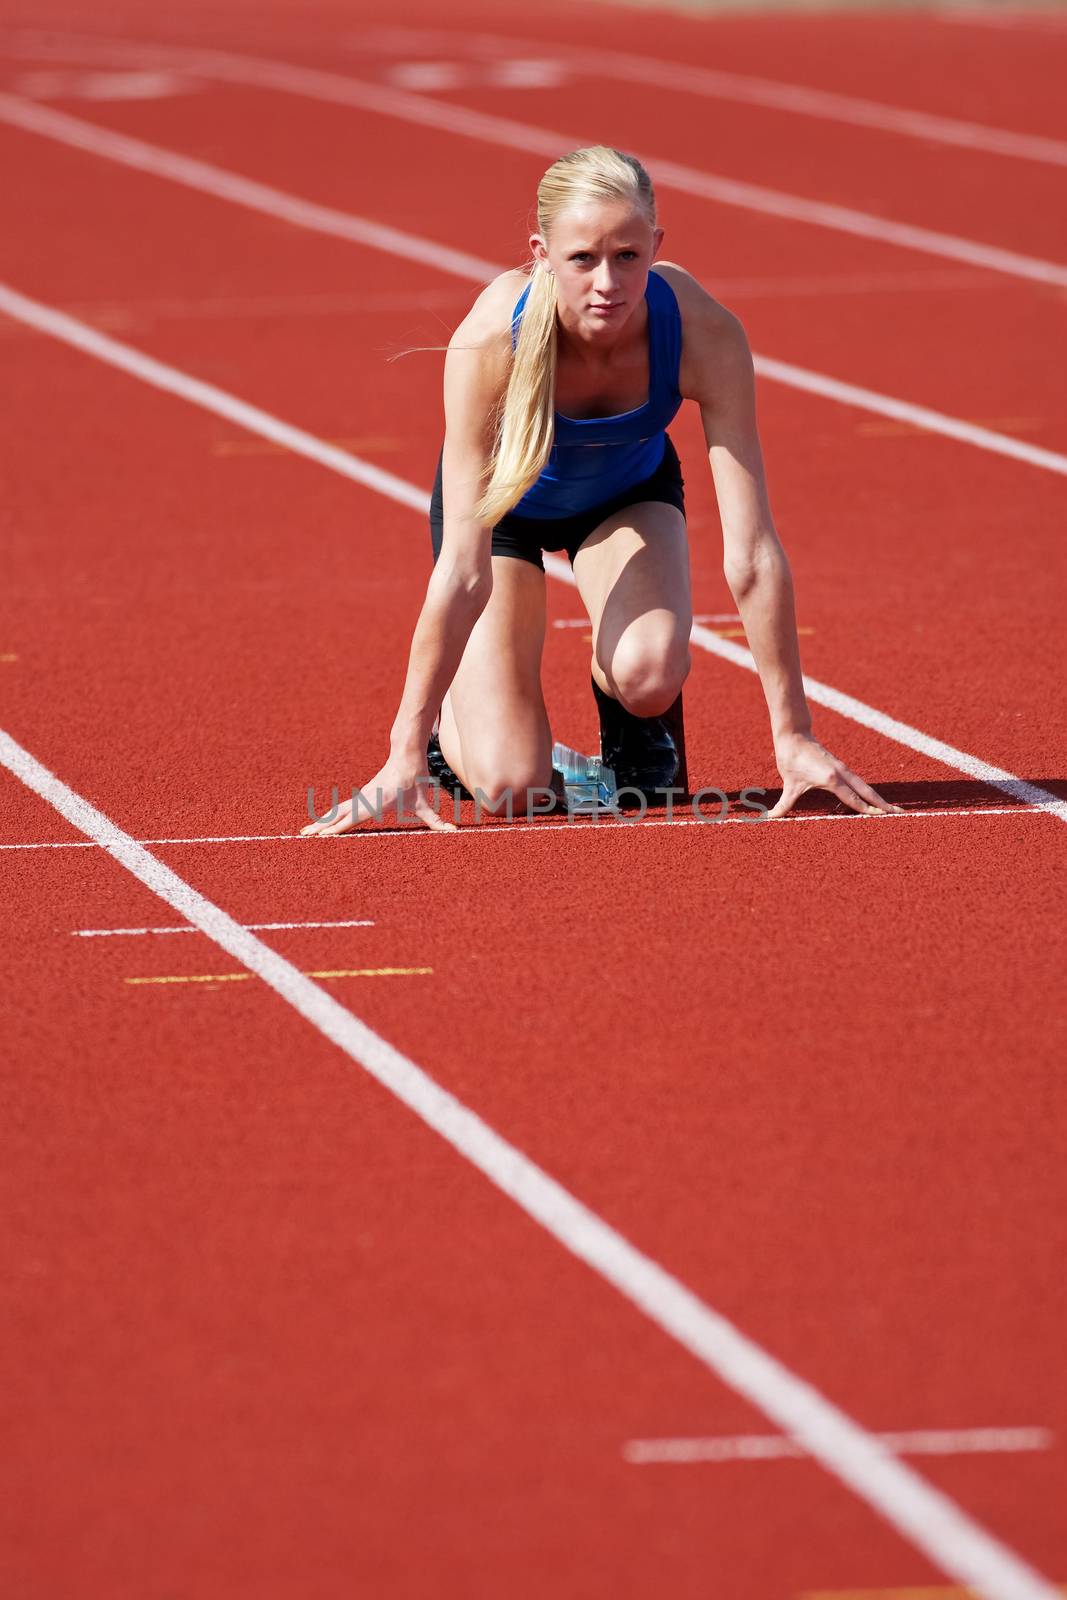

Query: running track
[{"left": 1, "top": 3, "right": 1065, "bottom": 1596}]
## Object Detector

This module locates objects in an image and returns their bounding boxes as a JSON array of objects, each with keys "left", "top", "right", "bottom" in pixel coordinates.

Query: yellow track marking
[
  {"left": 308, "top": 967, "right": 432, "bottom": 979},
  {"left": 126, "top": 966, "right": 432, "bottom": 985}
]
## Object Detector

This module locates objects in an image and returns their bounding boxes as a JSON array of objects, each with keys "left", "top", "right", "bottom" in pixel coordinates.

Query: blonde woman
[{"left": 301, "top": 146, "right": 901, "bottom": 836}]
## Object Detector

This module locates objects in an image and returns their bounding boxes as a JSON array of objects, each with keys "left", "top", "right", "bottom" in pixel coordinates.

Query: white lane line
[
  {"left": 1, "top": 279, "right": 1064, "bottom": 827},
  {"left": 0, "top": 282, "right": 433, "bottom": 508},
  {"left": 22, "top": 25, "right": 1067, "bottom": 170},
  {"left": 625, "top": 1427, "right": 1054, "bottom": 1464},
  {"left": 2, "top": 39, "right": 1066, "bottom": 291},
  {"left": 11, "top": 288, "right": 472, "bottom": 328},
  {"left": 1, "top": 113, "right": 1065, "bottom": 478},
  {"left": 98, "top": 47, "right": 1067, "bottom": 291},
  {"left": 0, "top": 110, "right": 1062, "bottom": 472},
  {"left": 588, "top": 53, "right": 1067, "bottom": 170},
  {"left": 0, "top": 93, "right": 499, "bottom": 286},
  {"left": 0, "top": 804, "right": 1061, "bottom": 853},
  {"left": 747, "top": 355, "right": 1067, "bottom": 478},
  {"left": 0, "top": 723, "right": 1059, "bottom": 1600},
  {"left": 691, "top": 611, "right": 1067, "bottom": 821},
  {"left": 355, "top": 24, "right": 1067, "bottom": 171},
  {"left": 71, "top": 918, "right": 375, "bottom": 936}
]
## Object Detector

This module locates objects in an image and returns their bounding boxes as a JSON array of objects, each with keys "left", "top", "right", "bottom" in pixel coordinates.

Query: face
[{"left": 531, "top": 200, "right": 663, "bottom": 327}]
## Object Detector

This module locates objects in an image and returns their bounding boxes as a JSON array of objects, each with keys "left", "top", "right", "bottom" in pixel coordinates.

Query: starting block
[
  {"left": 551, "top": 742, "right": 619, "bottom": 814},
  {"left": 553, "top": 684, "right": 689, "bottom": 813}
]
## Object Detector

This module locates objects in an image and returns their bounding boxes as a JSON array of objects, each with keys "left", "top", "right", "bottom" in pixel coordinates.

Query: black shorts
[{"left": 429, "top": 434, "right": 686, "bottom": 574}]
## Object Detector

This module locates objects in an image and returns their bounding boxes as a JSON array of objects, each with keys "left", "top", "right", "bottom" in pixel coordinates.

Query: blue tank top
[{"left": 507, "top": 267, "right": 683, "bottom": 519}]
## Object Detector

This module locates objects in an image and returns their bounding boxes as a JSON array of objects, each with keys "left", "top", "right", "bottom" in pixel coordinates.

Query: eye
[{"left": 568, "top": 250, "right": 639, "bottom": 262}]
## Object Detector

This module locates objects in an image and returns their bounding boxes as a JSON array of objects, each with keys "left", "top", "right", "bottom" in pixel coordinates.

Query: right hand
[
  {"left": 300, "top": 755, "right": 458, "bottom": 836},
  {"left": 764, "top": 731, "right": 905, "bottom": 822}
]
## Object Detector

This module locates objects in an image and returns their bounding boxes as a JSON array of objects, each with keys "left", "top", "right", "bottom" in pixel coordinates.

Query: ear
[
  {"left": 651, "top": 226, "right": 665, "bottom": 260},
  {"left": 530, "top": 233, "right": 551, "bottom": 269}
]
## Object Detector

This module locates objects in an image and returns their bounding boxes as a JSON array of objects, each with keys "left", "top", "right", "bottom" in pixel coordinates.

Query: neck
[{"left": 555, "top": 295, "right": 647, "bottom": 365}]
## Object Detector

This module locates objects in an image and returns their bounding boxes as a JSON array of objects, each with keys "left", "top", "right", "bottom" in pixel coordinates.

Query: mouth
[{"left": 590, "top": 302, "right": 622, "bottom": 313}]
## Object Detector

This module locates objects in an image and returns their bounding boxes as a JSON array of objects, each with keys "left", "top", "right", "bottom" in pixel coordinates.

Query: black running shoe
[
  {"left": 425, "top": 727, "right": 475, "bottom": 802},
  {"left": 591, "top": 674, "right": 688, "bottom": 801}
]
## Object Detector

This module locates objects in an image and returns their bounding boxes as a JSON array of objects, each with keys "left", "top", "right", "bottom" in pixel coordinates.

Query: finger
[
  {"left": 763, "top": 785, "right": 802, "bottom": 821},
  {"left": 420, "top": 806, "right": 457, "bottom": 833},
  {"left": 300, "top": 801, "right": 352, "bottom": 837},
  {"left": 417, "top": 784, "right": 458, "bottom": 832},
  {"left": 310, "top": 801, "right": 358, "bottom": 837},
  {"left": 827, "top": 776, "right": 876, "bottom": 816},
  {"left": 397, "top": 778, "right": 452, "bottom": 833},
  {"left": 839, "top": 771, "right": 905, "bottom": 814},
  {"left": 335, "top": 786, "right": 399, "bottom": 833},
  {"left": 303, "top": 787, "right": 393, "bottom": 837}
]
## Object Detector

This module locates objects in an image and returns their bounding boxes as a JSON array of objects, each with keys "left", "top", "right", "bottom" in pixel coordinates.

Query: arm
[
  {"left": 691, "top": 298, "right": 902, "bottom": 819},
  {"left": 386, "top": 530, "right": 492, "bottom": 765},
  {"left": 301, "top": 282, "right": 513, "bottom": 836},
  {"left": 695, "top": 309, "right": 811, "bottom": 745},
  {"left": 389, "top": 293, "right": 512, "bottom": 763}
]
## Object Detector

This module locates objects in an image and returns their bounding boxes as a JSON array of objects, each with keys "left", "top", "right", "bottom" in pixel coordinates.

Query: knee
[
  {"left": 608, "top": 640, "right": 691, "bottom": 718},
  {"left": 465, "top": 756, "right": 554, "bottom": 814}
]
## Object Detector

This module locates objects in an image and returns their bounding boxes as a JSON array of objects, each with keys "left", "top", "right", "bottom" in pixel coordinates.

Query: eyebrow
[{"left": 568, "top": 243, "right": 638, "bottom": 252}]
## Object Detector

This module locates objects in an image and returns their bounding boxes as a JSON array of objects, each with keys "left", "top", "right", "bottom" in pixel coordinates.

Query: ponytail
[{"left": 473, "top": 262, "right": 558, "bottom": 525}]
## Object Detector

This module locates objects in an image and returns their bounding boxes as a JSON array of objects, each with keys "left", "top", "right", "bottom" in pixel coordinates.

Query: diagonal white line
[
  {"left": 17, "top": 24, "right": 1067, "bottom": 170},
  {"left": 685, "top": 613, "right": 1067, "bottom": 820},
  {"left": 26, "top": 33, "right": 1067, "bottom": 290},
  {"left": 0, "top": 281, "right": 433, "bottom": 505},
  {"left": 0, "top": 92, "right": 499, "bottom": 286},
  {"left": 589, "top": 52, "right": 1067, "bottom": 169},
  {"left": 1, "top": 99, "right": 1065, "bottom": 479},
  {"left": 2, "top": 34, "right": 1066, "bottom": 288},
  {"left": 355, "top": 25, "right": 1067, "bottom": 171},
  {"left": 2, "top": 277, "right": 1064, "bottom": 827},
  {"left": 749, "top": 356, "right": 1067, "bottom": 478},
  {"left": 0, "top": 725, "right": 1060, "bottom": 1600},
  {"left": 2, "top": 260, "right": 1062, "bottom": 1586}
]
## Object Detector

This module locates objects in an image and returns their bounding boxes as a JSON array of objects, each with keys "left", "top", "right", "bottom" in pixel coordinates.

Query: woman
[{"left": 301, "top": 145, "right": 901, "bottom": 836}]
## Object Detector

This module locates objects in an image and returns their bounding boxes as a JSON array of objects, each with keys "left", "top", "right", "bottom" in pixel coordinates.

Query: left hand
[{"left": 764, "top": 730, "right": 905, "bottom": 821}]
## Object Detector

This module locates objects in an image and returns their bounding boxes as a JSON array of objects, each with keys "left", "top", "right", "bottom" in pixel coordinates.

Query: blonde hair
[{"left": 472, "top": 145, "right": 657, "bottom": 526}]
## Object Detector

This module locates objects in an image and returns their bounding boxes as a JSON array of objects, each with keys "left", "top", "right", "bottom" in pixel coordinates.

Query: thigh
[
  {"left": 570, "top": 500, "right": 693, "bottom": 686},
  {"left": 437, "top": 554, "right": 554, "bottom": 794}
]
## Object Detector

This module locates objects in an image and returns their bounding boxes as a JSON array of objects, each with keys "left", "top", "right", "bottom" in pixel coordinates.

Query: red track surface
[{"left": 2, "top": 3, "right": 1065, "bottom": 1596}]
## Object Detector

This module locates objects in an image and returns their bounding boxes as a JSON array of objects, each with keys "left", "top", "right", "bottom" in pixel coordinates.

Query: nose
[{"left": 592, "top": 262, "right": 619, "bottom": 298}]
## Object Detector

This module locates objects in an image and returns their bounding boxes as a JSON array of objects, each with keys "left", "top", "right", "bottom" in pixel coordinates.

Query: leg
[
  {"left": 437, "top": 554, "right": 554, "bottom": 815},
  {"left": 570, "top": 500, "right": 693, "bottom": 714}
]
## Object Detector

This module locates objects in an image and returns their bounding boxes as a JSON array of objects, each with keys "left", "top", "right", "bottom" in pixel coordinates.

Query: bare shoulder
[
  {"left": 442, "top": 269, "right": 529, "bottom": 449},
  {"left": 651, "top": 261, "right": 750, "bottom": 408},
  {"left": 449, "top": 267, "right": 530, "bottom": 351},
  {"left": 651, "top": 259, "right": 738, "bottom": 330}
]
